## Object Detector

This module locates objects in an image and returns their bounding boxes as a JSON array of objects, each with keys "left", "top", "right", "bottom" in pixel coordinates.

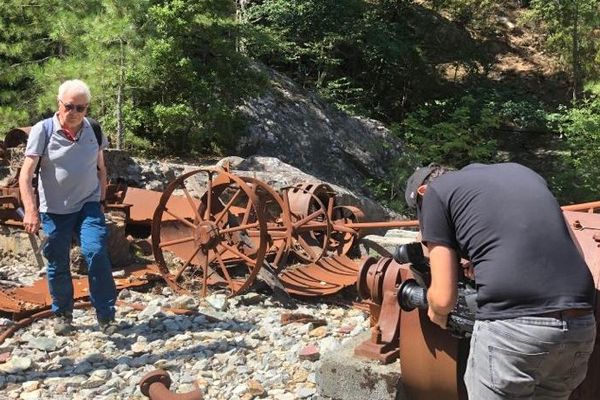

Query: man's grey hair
[{"left": 57, "top": 79, "right": 91, "bottom": 102}]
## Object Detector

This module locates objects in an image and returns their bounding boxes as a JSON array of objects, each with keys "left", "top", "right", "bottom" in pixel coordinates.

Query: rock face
[
  {"left": 221, "top": 156, "right": 397, "bottom": 222},
  {"left": 237, "top": 66, "right": 404, "bottom": 195}
]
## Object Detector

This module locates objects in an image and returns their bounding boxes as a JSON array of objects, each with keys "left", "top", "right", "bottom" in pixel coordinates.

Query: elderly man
[
  {"left": 19, "top": 79, "right": 117, "bottom": 335},
  {"left": 405, "top": 162, "right": 596, "bottom": 399}
]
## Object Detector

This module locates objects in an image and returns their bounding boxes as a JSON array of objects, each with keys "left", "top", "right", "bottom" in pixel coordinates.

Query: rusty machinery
[
  {"left": 1, "top": 126, "right": 418, "bottom": 300},
  {"left": 148, "top": 167, "right": 419, "bottom": 298},
  {"left": 355, "top": 209, "right": 600, "bottom": 400},
  {"left": 1, "top": 164, "right": 416, "bottom": 322}
]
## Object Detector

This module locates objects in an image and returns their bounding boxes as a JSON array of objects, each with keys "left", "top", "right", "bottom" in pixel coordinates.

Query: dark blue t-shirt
[{"left": 420, "top": 163, "right": 594, "bottom": 320}]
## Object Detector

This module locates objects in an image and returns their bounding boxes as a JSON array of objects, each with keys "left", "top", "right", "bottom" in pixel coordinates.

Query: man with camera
[{"left": 405, "top": 162, "right": 595, "bottom": 399}]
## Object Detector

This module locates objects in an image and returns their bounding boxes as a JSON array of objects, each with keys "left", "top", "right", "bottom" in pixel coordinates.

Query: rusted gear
[{"left": 151, "top": 168, "right": 268, "bottom": 297}]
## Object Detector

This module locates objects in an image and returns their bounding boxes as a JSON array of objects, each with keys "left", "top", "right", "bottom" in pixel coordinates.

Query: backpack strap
[
  {"left": 41, "top": 118, "right": 54, "bottom": 155},
  {"left": 85, "top": 117, "right": 103, "bottom": 147},
  {"left": 37, "top": 118, "right": 54, "bottom": 166}
]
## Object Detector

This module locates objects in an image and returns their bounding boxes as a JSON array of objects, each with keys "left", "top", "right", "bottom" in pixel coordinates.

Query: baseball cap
[{"left": 404, "top": 165, "right": 436, "bottom": 209}]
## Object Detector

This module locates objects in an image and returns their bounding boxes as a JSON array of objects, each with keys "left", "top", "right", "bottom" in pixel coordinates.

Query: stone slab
[
  {"left": 360, "top": 229, "right": 419, "bottom": 258},
  {"left": 315, "top": 331, "right": 407, "bottom": 400}
]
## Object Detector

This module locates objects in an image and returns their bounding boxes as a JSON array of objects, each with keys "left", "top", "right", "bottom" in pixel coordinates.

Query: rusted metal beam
[{"left": 562, "top": 201, "right": 600, "bottom": 213}]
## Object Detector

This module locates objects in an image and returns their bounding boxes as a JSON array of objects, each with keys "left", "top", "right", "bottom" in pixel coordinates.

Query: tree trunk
[
  {"left": 571, "top": 1, "right": 582, "bottom": 101},
  {"left": 116, "top": 39, "right": 125, "bottom": 149}
]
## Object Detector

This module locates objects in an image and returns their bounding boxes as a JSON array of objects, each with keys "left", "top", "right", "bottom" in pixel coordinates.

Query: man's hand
[
  {"left": 428, "top": 307, "right": 448, "bottom": 329},
  {"left": 23, "top": 209, "right": 41, "bottom": 234},
  {"left": 461, "top": 260, "right": 475, "bottom": 280}
]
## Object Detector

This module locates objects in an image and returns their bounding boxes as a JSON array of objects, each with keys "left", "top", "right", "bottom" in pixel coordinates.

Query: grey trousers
[{"left": 464, "top": 314, "right": 596, "bottom": 399}]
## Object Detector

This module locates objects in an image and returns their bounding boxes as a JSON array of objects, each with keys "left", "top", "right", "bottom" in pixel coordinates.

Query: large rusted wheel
[
  {"left": 280, "top": 184, "right": 332, "bottom": 264},
  {"left": 151, "top": 168, "right": 267, "bottom": 297}
]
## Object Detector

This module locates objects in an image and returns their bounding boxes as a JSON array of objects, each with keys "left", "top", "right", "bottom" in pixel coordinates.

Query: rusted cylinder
[
  {"left": 398, "top": 263, "right": 467, "bottom": 400},
  {"left": 139, "top": 369, "right": 202, "bottom": 400}
]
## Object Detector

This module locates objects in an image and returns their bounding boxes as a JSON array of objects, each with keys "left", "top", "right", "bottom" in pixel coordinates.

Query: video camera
[{"left": 393, "top": 242, "right": 477, "bottom": 338}]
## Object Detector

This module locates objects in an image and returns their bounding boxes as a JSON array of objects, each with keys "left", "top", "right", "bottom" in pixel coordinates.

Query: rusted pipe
[
  {"left": 139, "top": 369, "right": 202, "bottom": 400},
  {"left": 562, "top": 201, "right": 600, "bottom": 213}
]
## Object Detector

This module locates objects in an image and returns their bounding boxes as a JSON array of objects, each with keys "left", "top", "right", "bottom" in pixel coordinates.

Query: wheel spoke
[
  {"left": 204, "top": 172, "right": 213, "bottom": 221},
  {"left": 240, "top": 198, "right": 253, "bottom": 226},
  {"left": 163, "top": 208, "right": 197, "bottom": 229},
  {"left": 215, "top": 251, "right": 234, "bottom": 288},
  {"left": 273, "top": 238, "right": 289, "bottom": 267},
  {"left": 182, "top": 186, "right": 202, "bottom": 223},
  {"left": 293, "top": 210, "right": 325, "bottom": 229},
  {"left": 159, "top": 235, "right": 195, "bottom": 248},
  {"left": 174, "top": 243, "right": 203, "bottom": 281},
  {"left": 297, "top": 235, "right": 317, "bottom": 259},
  {"left": 220, "top": 242, "right": 257, "bottom": 266},
  {"left": 201, "top": 250, "right": 208, "bottom": 297},
  {"left": 219, "top": 222, "right": 260, "bottom": 235},
  {"left": 213, "top": 188, "right": 242, "bottom": 225}
]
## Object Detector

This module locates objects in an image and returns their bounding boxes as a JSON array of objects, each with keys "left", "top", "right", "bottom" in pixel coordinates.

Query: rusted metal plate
[
  {"left": 563, "top": 211, "right": 600, "bottom": 400},
  {"left": 0, "top": 264, "right": 162, "bottom": 315},
  {"left": 278, "top": 255, "right": 359, "bottom": 296},
  {"left": 123, "top": 187, "right": 197, "bottom": 225},
  {"left": 0, "top": 290, "right": 24, "bottom": 313}
]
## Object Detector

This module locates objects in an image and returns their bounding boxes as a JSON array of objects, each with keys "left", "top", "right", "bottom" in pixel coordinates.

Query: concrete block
[
  {"left": 360, "top": 229, "right": 419, "bottom": 259},
  {"left": 316, "top": 332, "right": 407, "bottom": 400}
]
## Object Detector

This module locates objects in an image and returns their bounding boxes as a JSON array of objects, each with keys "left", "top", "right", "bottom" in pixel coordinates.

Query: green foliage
[
  {"left": 425, "top": 0, "right": 497, "bottom": 29},
  {"left": 546, "top": 94, "right": 600, "bottom": 202},
  {"left": 0, "top": 0, "right": 266, "bottom": 156},
  {"left": 364, "top": 92, "right": 505, "bottom": 213},
  {"left": 525, "top": 0, "right": 600, "bottom": 98},
  {"left": 0, "top": 0, "right": 61, "bottom": 131},
  {"left": 122, "top": 0, "right": 267, "bottom": 155},
  {"left": 399, "top": 94, "right": 500, "bottom": 167},
  {"left": 246, "top": 0, "right": 441, "bottom": 121}
]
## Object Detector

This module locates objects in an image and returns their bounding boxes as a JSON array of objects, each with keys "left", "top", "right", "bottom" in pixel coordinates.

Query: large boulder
[{"left": 237, "top": 66, "right": 404, "bottom": 196}]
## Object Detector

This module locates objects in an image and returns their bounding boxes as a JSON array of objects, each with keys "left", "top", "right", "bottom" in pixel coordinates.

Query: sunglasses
[{"left": 59, "top": 99, "right": 88, "bottom": 113}]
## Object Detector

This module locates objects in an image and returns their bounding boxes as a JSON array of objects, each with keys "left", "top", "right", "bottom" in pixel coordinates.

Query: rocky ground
[
  {"left": 0, "top": 153, "right": 409, "bottom": 400},
  {"left": 0, "top": 219, "right": 408, "bottom": 400},
  {"left": 0, "top": 256, "right": 371, "bottom": 400}
]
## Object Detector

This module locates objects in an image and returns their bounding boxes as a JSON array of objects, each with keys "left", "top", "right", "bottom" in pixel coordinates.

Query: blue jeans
[
  {"left": 465, "top": 314, "right": 596, "bottom": 399},
  {"left": 41, "top": 202, "right": 116, "bottom": 321}
]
